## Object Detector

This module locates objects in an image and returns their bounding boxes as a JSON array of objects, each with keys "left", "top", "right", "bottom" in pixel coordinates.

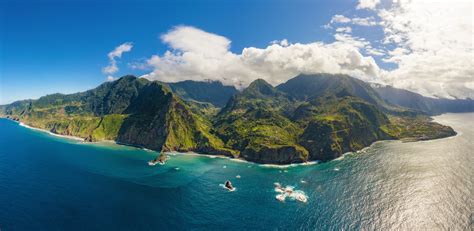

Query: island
[{"left": 0, "top": 73, "right": 457, "bottom": 164}]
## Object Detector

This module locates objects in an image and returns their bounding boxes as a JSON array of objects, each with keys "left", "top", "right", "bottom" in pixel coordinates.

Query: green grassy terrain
[
  {"left": 381, "top": 116, "right": 456, "bottom": 141},
  {"left": 0, "top": 74, "right": 457, "bottom": 164}
]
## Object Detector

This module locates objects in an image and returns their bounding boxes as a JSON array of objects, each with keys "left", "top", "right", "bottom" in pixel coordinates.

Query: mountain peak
[
  {"left": 244, "top": 78, "right": 276, "bottom": 96},
  {"left": 168, "top": 79, "right": 238, "bottom": 107},
  {"left": 1, "top": 72, "right": 459, "bottom": 165},
  {"left": 277, "top": 73, "right": 384, "bottom": 106},
  {"left": 116, "top": 75, "right": 138, "bottom": 82}
]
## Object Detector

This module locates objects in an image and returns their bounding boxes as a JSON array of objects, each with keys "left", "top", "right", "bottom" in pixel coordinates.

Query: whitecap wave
[
  {"left": 260, "top": 161, "right": 319, "bottom": 169},
  {"left": 274, "top": 183, "right": 308, "bottom": 203},
  {"left": 219, "top": 184, "right": 236, "bottom": 192}
]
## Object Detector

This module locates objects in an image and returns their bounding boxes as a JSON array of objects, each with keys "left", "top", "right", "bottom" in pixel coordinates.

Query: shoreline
[
  {"left": 6, "top": 118, "right": 322, "bottom": 168},
  {"left": 1, "top": 115, "right": 460, "bottom": 167},
  {"left": 161, "top": 151, "right": 321, "bottom": 168},
  {"left": 18, "top": 122, "right": 86, "bottom": 141}
]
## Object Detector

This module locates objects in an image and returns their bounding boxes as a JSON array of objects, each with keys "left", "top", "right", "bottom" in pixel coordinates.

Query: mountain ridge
[
  {"left": 372, "top": 83, "right": 474, "bottom": 115},
  {"left": 0, "top": 74, "right": 458, "bottom": 164}
]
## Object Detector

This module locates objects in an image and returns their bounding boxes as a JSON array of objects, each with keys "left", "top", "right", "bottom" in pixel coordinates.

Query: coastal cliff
[{"left": 0, "top": 74, "right": 456, "bottom": 164}]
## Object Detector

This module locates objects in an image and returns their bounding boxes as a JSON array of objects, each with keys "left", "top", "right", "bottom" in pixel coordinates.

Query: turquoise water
[{"left": 0, "top": 113, "right": 472, "bottom": 230}]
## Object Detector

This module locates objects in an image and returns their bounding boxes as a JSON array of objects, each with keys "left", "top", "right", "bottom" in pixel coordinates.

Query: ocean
[{"left": 0, "top": 113, "right": 472, "bottom": 230}]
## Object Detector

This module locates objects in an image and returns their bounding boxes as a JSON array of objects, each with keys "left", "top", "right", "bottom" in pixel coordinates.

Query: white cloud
[
  {"left": 102, "top": 42, "right": 133, "bottom": 75},
  {"left": 357, "top": 0, "right": 380, "bottom": 10},
  {"left": 352, "top": 17, "right": 377, "bottom": 26},
  {"left": 106, "top": 76, "right": 117, "bottom": 82},
  {"left": 335, "top": 27, "right": 352, "bottom": 33},
  {"left": 365, "top": 45, "right": 386, "bottom": 56},
  {"left": 334, "top": 33, "right": 370, "bottom": 49},
  {"left": 143, "top": 0, "right": 474, "bottom": 100},
  {"left": 108, "top": 42, "right": 133, "bottom": 60},
  {"left": 330, "top": 14, "right": 351, "bottom": 24},
  {"left": 142, "top": 26, "right": 381, "bottom": 88},
  {"left": 102, "top": 62, "right": 119, "bottom": 75},
  {"left": 240, "top": 41, "right": 381, "bottom": 84},
  {"left": 161, "top": 26, "right": 230, "bottom": 57},
  {"left": 378, "top": 0, "right": 474, "bottom": 99},
  {"left": 271, "top": 39, "right": 290, "bottom": 47},
  {"left": 324, "top": 0, "right": 473, "bottom": 99},
  {"left": 329, "top": 15, "right": 377, "bottom": 27}
]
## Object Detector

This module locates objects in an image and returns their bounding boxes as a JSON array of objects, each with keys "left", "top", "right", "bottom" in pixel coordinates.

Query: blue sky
[
  {"left": 1, "top": 0, "right": 472, "bottom": 103},
  {"left": 0, "top": 0, "right": 375, "bottom": 104}
]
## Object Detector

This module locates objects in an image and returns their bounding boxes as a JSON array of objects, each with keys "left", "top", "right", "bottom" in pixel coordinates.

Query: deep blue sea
[{"left": 0, "top": 113, "right": 472, "bottom": 230}]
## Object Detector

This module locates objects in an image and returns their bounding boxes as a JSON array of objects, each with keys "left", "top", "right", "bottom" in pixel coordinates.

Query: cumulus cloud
[
  {"left": 102, "top": 42, "right": 133, "bottom": 76},
  {"left": 142, "top": 26, "right": 381, "bottom": 88},
  {"left": 321, "top": 0, "right": 473, "bottom": 99},
  {"left": 142, "top": 0, "right": 473, "bottom": 100},
  {"left": 271, "top": 39, "right": 290, "bottom": 47},
  {"left": 161, "top": 26, "right": 229, "bottom": 57},
  {"left": 357, "top": 0, "right": 380, "bottom": 10},
  {"left": 240, "top": 41, "right": 381, "bottom": 84},
  {"left": 377, "top": 0, "right": 474, "bottom": 99}
]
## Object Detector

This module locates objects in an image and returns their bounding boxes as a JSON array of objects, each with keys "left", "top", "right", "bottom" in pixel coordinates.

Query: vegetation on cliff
[
  {"left": 214, "top": 79, "right": 307, "bottom": 164},
  {"left": 0, "top": 74, "right": 457, "bottom": 164}
]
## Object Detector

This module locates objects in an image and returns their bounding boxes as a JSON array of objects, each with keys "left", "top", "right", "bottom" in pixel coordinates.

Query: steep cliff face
[
  {"left": 214, "top": 78, "right": 395, "bottom": 163},
  {"left": 167, "top": 80, "right": 238, "bottom": 108},
  {"left": 0, "top": 76, "right": 150, "bottom": 141},
  {"left": 1, "top": 77, "right": 231, "bottom": 156},
  {"left": 241, "top": 145, "right": 308, "bottom": 164},
  {"left": 113, "top": 82, "right": 172, "bottom": 149},
  {"left": 295, "top": 96, "right": 391, "bottom": 161},
  {"left": 0, "top": 74, "right": 457, "bottom": 164},
  {"left": 116, "top": 83, "right": 233, "bottom": 156},
  {"left": 214, "top": 79, "right": 308, "bottom": 164}
]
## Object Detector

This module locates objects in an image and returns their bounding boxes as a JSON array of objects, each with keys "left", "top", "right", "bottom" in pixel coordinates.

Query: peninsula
[{"left": 0, "top": 74, "right": 457, "bottom": 164}]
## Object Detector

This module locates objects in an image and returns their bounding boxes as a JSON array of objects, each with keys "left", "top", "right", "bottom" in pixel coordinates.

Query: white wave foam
[
  {"left": 260, "top": 161, "right": 319, "bottom": 169},
  {"left": 334, "top": 155, "right": 345, "bottom": 161},
  {"left": 274, "top": 183, "right": 308, "bottom": 203},
  {"left": 219, "top": 184, "right": 236, "bottom": 192},
  {"left": 19, "top": 122, "right": 84, "bottom": 141},
  {"left": 229, "top": 158, "right": 248, "bottom": 163}
]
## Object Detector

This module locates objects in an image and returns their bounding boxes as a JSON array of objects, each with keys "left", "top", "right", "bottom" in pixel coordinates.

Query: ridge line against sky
[{"left": 1, "top": 0, "right": 473, "bottom": 104}]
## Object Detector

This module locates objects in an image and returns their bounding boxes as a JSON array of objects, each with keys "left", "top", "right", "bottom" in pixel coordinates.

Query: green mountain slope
[
  {"left": 1, "top": 74, "right": 456, "bottom": 164},
  {"left": 214, "top": 79, "right": 307, "bottom": 164},
  {"left": 277, "top": 73, "right": 419, "bottom": 116},
  {"left": 372, "top": 84, "right": 474, "bottom": 115},
  {"left": 167, "top": 80, "right": 238, "bottom": 108},
  {"left": 277, "top": 74, "right": 386, "bottom": 106},
  {"left": 0, "top": 76, "right": 233, "bottom": 157},
  {"left": 294, "top": 95, "right": 391, "bottom": 161}
]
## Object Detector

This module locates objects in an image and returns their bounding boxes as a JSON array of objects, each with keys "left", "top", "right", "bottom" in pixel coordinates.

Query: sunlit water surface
[{"left": 0, "top": 113, "right": 472, "bottom": 230}]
